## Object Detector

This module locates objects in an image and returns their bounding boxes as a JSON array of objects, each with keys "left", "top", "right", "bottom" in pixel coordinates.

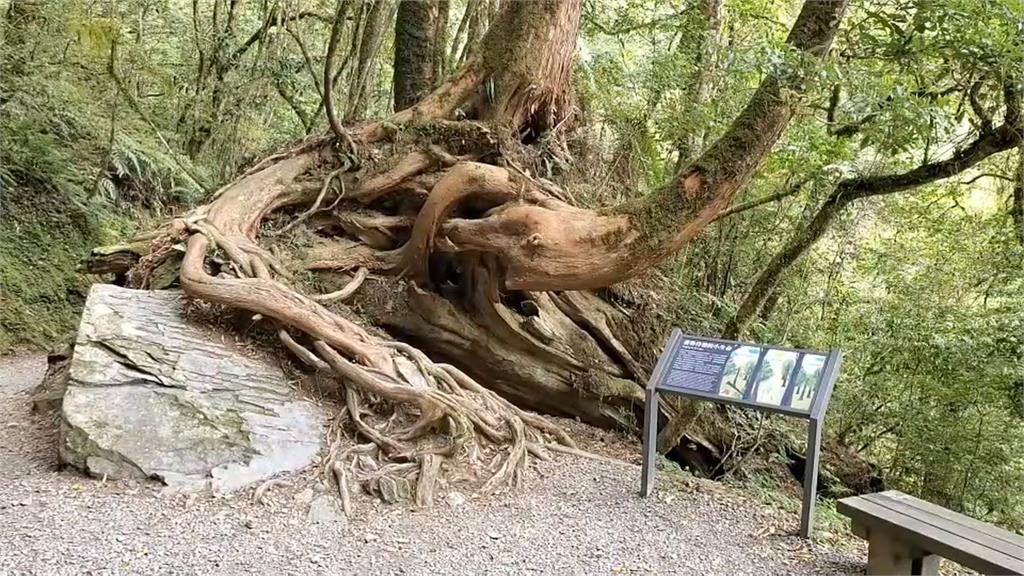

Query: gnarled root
[
  {"left": 172, "top": 152, "right": 580, "bottom": 510},
  {"left": 88, "top": 96, "right": 663, "bottom": 507},
  {"left": 400, "top": 162, "right": 520, "bottom": 282}
]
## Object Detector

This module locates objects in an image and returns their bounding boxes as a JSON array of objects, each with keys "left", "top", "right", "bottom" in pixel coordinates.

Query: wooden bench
[{"left": 837, "top": 490, "right": 1024, "bottom": 575}]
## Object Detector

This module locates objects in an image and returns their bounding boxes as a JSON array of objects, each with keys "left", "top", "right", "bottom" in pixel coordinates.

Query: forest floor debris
[{"left": 1, "top": 353, "right": 866, "bottom": 575}]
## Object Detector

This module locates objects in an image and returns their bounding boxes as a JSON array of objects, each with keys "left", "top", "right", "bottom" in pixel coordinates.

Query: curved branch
[
  {"left": 709, "top": 178, "right": 808, "bottom": 223},
  {"left": 969, "top": 78, "right": 994, "bottom": 133},
  {"left": 837, "top": 124, "right": 1022, "bottom": 201},
  {"left": 229, "top": 10, "right": 329, "bottom": 69},
  {"left": 724, "top": 123, "right": 1024, "bottom": 340},
  {"left": 312, "top": 267, "right": 369, "bottom": 303},
  {"left": 401, "top": 162, "right": 518, "bottom": 283},
  {"left": 962, "top": 172, "right": 1015, "bottom": 185},
  {"left": 662, "top": 0, "right": 849, "bottom": 207}
]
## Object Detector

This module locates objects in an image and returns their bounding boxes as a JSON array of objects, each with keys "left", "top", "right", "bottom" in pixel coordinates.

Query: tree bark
[
  {"left": 473, "top": 0, "right": 582, "bottom": 134},
  {"left": 393, "top": 0, "right": 447, "bottom": 112}
]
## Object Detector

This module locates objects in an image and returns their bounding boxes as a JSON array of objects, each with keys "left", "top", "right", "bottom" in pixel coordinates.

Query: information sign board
[
  {"left": 640, "top": 329, "right": 842, "bottom": 538},
  {"left": 660, "top": 335, "right": 831, "bottom": 416}
]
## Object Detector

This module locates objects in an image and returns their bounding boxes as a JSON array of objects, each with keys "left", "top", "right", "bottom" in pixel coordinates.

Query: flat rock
[{"left": 58, "top": 284, "right": 326, "bottom": 493}]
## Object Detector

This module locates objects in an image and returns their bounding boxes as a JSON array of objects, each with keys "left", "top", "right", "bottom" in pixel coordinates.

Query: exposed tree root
[
  {"left": 332, "top": 214, "right": 414, "bottom": 249},
  {"left": 274, "top": 166, "right": 347, "bottom": 236},
  {"left": 84, "top": 120, "right": 697, "bottom": 505},
  {"left": 305, "top": 241, "right": 403, "bottom": 272},
  {"left": 353, "top": 150, "right": 435, "bottom": 202},
  {"left": 542, "top": 442, "right": 630, "bottom": 466},
  {"left": 253, "top": 478, "right": 290, "bottom": 505},
  {"left": 153, "top": 143, "right": 598, "bottom": 509},
  {"left": 311, "top": 267, "right": 368, "bottom": 303}
]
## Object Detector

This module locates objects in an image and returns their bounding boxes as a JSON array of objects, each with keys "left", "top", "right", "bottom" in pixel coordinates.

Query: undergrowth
[
  {"left": 732, "top": 468, "right": 852, "bottom": 543},
  {"left": 0, "top": 36, "right": 200, "bottom": 351},
  {"left": 0, "top": 186, "right": 134, "bottom": 351}
]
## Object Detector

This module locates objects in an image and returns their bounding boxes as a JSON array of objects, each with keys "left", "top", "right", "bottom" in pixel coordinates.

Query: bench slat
[
  {"left": 865, "top": 491, "right": 1024, "bottom": 558},
  {"left": 838, "top": 496, "right": 1024, "bottom": 575}
]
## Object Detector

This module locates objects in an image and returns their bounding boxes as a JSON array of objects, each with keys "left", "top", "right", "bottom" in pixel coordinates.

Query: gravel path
[{"left": 0, "top": 353, "right": 865, "bottom": 575}]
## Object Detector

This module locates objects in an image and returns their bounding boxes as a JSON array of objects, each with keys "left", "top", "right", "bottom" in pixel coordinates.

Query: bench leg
[{"left": 867, "top": 532, "right": 940, "bottom": 575}]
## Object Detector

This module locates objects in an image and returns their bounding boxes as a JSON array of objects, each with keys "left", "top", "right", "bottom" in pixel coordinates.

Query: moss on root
[{"left": 0, "top": 186, "right": 134, "bottom": 351}]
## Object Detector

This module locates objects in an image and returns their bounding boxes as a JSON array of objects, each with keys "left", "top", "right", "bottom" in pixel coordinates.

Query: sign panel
[
  {"left": 658, "top": 335, "right": 830, "bottom": 417},
  {"left": 641, "top": 329, "right": 843, "bottom": 539}
]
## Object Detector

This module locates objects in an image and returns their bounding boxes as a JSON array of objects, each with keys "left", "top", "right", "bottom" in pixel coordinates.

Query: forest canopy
[{"left": 2, "top": 0, "right": 1023, "bottom": 529}]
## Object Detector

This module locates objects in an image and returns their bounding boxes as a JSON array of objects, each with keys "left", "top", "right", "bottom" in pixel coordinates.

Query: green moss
[
  {"left": 0, "top": 186, "right": 134, "bottom": 351},
  {"left": 60, "top": 421, "right": 99, "bottom": 467},
  {"left": 613, "top": 183, "right": 690, "bottom": 252},
  {"left": 569, "top": 368, "right": 642, "bottom": 407},
  {"left": 479, "top": 1, "right": 555, "bottom": 87}
]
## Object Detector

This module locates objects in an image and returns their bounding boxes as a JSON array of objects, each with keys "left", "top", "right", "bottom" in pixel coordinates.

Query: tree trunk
[
  {"left": 346, "top": 0, "right": 395, "bottom": 121},
  {"left": 393, "top": 0, "right": 448, "bottom": 112},
  {"left": 472, "top": 0, "right": 581, "bottom": 135},
  {"left": 675, "top": 0, "right": 725, "bottom": 169}
]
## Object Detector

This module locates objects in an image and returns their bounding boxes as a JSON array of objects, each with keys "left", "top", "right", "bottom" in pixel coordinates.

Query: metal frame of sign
[{"left": 640, "top": 328, "right": 843, "bottom": 539}]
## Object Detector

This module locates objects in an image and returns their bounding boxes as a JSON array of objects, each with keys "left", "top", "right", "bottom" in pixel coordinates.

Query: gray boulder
[{"left": 59, "top": 284, "right": 326, "bottom": 493}]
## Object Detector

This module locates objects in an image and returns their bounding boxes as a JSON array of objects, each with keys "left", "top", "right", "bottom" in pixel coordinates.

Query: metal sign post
[{"left": 640, "top": 329, "right": 843, "bottom": 539}]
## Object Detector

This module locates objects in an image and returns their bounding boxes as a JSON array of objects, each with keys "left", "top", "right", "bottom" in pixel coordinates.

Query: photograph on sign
[
  {"left": 788, "top": 354, "right": 827, "bottom": 411},
  {"left": 750, "top": 349, "right": 798, "bottom": 405},
  {"left": 718, "top": 346, "right": 759, "bottom": 399}
]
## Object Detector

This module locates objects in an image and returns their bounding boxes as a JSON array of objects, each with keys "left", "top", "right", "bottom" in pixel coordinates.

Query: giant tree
[{"left": 88, "top": 0, "right": 851, "bottom": 500}]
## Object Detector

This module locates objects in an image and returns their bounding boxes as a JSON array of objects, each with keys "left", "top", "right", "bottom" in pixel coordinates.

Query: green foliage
[
  {"left": 102, "top": 134, "right": 206, "bottom": 208},
  {"left": 578, "top": 0, "right": 1024, "bottom": 530},
  {"left": 0, "top": 187, "right": 132, "bottom": 350},
  {"left": 1, "top": 1, "right": 184, "bottom": 348},
  {"left": 808, "top": 189, "right": 1024, "bottom": 529},
  {"left": 0, "top": 0, "right": 336, "bottom": 348}
]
